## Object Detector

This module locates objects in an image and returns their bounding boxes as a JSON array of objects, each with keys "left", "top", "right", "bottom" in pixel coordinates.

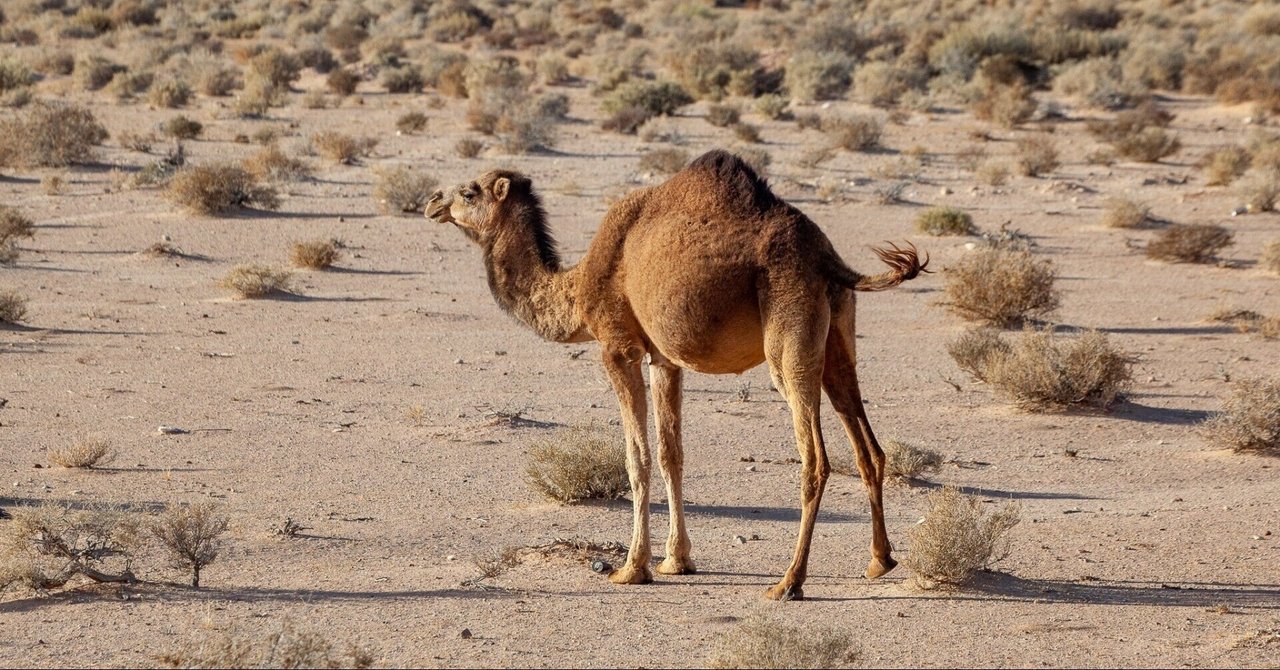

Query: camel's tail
[{"left": 833, "top": 241, "right": 930, "bottom": 292}]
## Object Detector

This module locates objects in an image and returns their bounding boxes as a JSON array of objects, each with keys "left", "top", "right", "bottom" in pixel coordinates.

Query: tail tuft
[{"left": 854, "top": 241, "right": 930, "bottom": 292}]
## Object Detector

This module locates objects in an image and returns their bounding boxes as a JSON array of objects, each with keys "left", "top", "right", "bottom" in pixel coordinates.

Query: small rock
[
  {"left": 454, "top": 358, "right": 464, "bottom": 365},
  {"left": 460, "top": 629, "right": 472, "bottom": 640},
  {"left": 940, "top": 187, "right": 952, "bottom": 196},
  {"left": 750, "top": 534, "right": 760, "bottom": 541},
  {"left": 591, "top": 560, "right": 611, "bottom": 573},
  {"left": 157, "top": 425, "right": 188, "bottom": 435},
  {"left": 733, "top": 535, "right": 748, "bottom": 545},
  {"left": 446, "top": 555, "right": 456, "bottom": 561},
  {"left": 745, "top": 465, "right": 757, "bottom": 472}
]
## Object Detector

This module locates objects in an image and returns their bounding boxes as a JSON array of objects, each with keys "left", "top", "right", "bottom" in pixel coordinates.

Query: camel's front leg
[
  {"left": 602, "top": 348, "right": 653, "bottom": 585},
  {"left": 651, "top": 363, "right": 695, "bottom": 575}
]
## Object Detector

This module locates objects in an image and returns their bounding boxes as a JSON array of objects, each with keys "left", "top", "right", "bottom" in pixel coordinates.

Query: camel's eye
[{"left": 461, "top": 190, "right": 475, "bottom": 203}]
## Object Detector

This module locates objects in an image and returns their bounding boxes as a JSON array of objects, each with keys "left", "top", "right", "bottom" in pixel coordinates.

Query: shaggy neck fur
[{"left": 480, "top": 194, "right": 588, "bottom": 343}]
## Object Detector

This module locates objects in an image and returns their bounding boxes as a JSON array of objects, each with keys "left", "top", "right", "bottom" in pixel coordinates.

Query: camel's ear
[{"left": 492, "top": 177, "right": 511, "bottom": 202}]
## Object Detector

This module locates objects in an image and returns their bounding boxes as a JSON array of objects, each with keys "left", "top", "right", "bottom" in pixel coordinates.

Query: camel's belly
[{"left": 642, "top": 302, "right": 766, "bottom": 375}]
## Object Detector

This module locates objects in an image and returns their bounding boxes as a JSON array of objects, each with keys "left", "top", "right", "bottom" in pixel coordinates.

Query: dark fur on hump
[
  {"left": 687, "top": 149, "right": 781, "bottom": 212},
  {"left": 489, "top": 170, "right": 561, "bottom": 271}
]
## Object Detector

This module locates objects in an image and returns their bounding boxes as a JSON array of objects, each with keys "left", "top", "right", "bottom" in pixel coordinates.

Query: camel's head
[{"left": 425, "top": 170, "right": 533, "bottom": 245}]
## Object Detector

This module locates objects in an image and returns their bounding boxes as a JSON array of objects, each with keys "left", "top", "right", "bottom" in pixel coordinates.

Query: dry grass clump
[
  {"left": 157, "top": 620, "right": 375, "bottom": 669},
  {"left": 1, "top": 205, "right": 35, "bottom": 264},
  {"left": 1238, "top": 169, "right": 1280, "bottom": 213},
  {"left": 525, "top": 425, "right": 629, "bottom": 504},
  {"left": 972, "top": 82, "right": 1035, "bottom": 128},
  {"left": 733, "top": 123, "right": 763, "bottom": 144},
  {"left": 290, "top": 239, "right": 341, "bottom": 270},
  {"left": 396, "top": 111, "right": 428, "bottom": 134},
  {"left": 0, "top": 504, "right": 141, "bottom": 594},
  {"left": 1202, "top": 146, "right": 1251, "bottom": 186},
  {"left": 1262, "top": 241, "right": 1280, "bottom": 274},
  {"left": 373, "top": 165, "right": 438, "bottom": 215},
  {"left": 241, "top": 145, "right": 311, "bottom": 183},
  {"left": 708, "top": 610, "right": 858, "bottom": 669},
  {"left": 161, "top": 115, "right": 202, "bottom": 140},
  {"left": 219, "top": 264, "right": 292, "bottom": 299},
  {"left": 1101, "top": 198, "right": 1151, "bottom": 228},
  {"left": 326, "top": 67, "right": 360, "bottom": 96},
  {"left": 706, "top": 103, "right": 741, "bottom": 128},
  {"left": 976, "top": 161, "right": 1010, "bottom": 186},
  {"left": 168, "top": 164, "right": 279, "bottom": 215},
  {"left": 1113, "top": 127, "right": 1182, "bottom": 162},
  {"left": 1086, "top": 103, "right": 1180, "bottom": 162},
  {"left": 1146, "top": 224, "right": 1233, "bottom": 263},
  {"left": 916, "top": 206, "right": 975, "bottom": 236},
  {"left": 148, "top": 78, "right": 192, "bottom": 108},
  {"left": 639, "top": 147, "right": 690, "bottom": 175},
  {"left": 824, "top": 114, "right": 882, "bottom": 152},
  {"left": 150, "top": 503, "right": 229, "bottom": 588},
  {"left": 1014, "top": 135, "right": 1060, "bottom": 176},
  {"left": 952, "top": 328, "right": 1134, "bottom": 411},
  {"left": 904, "top": 486, "right": 1020, "bottom": 589},
  {"left": 0, "top": 102, "right": 108, "bottom": 168},
  {"left": 312, "top": 131, "right": 377, "bottom": 164},
  {"left": 944, "top": 248, "right": 1060, "bottom": 327},
  {"left": 0, "top": 291, "right": 28, "bottom": 323},
  {"left": 883, "top": 439, "right": 944, "bottom": 481},
  {"left": 48, "top": 438, "right": 113, "bottom": 468},
  {"left": 455, "top": 137, "right": 484, "bottom": 158},
  {"left": 601, "top": 81, "right": 693, "bottom": 134},
  {"left": 1202, "top": 378, "right": 1280, "bottom": 454}
]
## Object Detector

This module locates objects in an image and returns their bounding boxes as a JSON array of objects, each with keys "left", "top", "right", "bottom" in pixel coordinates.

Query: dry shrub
[
  {"left": 958, "top": 329, "right": 1134, "bottom": 411},
  {"left": 972, "top": 82, "right": 1035, "bottom": 128},
  {"left": 755, "top": 94, "right": 790, "bottom": 120},
  {"left": 639, "top": 147, "right": 689, "bottom": 175},
  {"left": 241, "top": 145, "right": 312, "bottom": 183},
  {"left": 455, "top": 137, "right": 484, "bottom": 158},
  {"left": 373, "top": 165, "right": 439, "bottom": 214},
  {"left": 904, "top": 486, "right": 1020, "bottom": 589},
  {"left": 1202, "top": 378, "right": 1280, "bottom": 454},
  {"left": 219, "top": 264, "right": 292, "bottom": 299},
  {"left": 708, "top": 610, "right": 857, "bottom": 669},
  {"left": 883, "top": 439, "right": 944, "bottom": 481},
  {"left": 785, "top": 50, "right": 855, "bottom": 102},
  {"left": 1086, "top": 102, "right": 1174, "bottom": 143},
  {"left": 161, "top": 116, "right": 202, "bottom": 140},
  {"left": 41, "top": 174, "right": 63, "bottom": 195},
  {"left": 290, "top": 239, "right": 340, "bottom": 270},
  {"left": 796, "top": 146, "right": 835, "bottom": 170},
  {"left": 48, "top": 438, "right": 113, "bottom": 468},
  {"left": 706, "top": 103, "right": 740, "bottom": 128},
  {"left": 916, "top": 206, "right": 975, "bottom": 236},
  {"left": 947, "top": 328, "right": 1010, "bottom": 382},
  {"left": 1, "top": 205, "right": 35, "bottom": 264},
  {"left": 1112, "top": 127, "right": 1181, "bottom": 162},
  {"left": 326, "top": 68, "right": 360, "bottom": 96},
  {"left": 1101, "top": 198, "right": 1150, "bottom": 228},
  {"left": 1238, "top": 170, "right": 1280, "bottom": 213},
  {"left": 526, "top": 425, "right": 629, "bottom": 503},
  {"left": 945, "top": 248, "right": 1060, "bottom": 327},
  {"left": 382, "top": 66, "right": 424, "bottom": 94},
  {"left": 602, "top": 81, "right": 693, "bottom": 120},
  {"left": 0, "top": 291, "right": 28, "bottom": 323},
  {"left": 0, "top": 503, "right": 142, "bottom": 594},
  {"left": 150, "top": 503, "right": 229, "bottom": 588},
  {"left": 1202, "top": 146, "right": 1251, "bottom": 186},
  {"left": 158, "top": 620, "right": 374, "bottom": 669},
  {"left": 312, "top": 131, "right": 377, "bottom": 164},
  {"left": 1014, "top": 135, "right": 1060, "bottom": 176},
  {"left": 1262, "top": 242, "right": 1280, "bottom": 274},
  {"left": 733, "top": 123, "right": 762, "bottom": 144},
  {"left": 1146, "top": 224, "right": 1233, "bottom": 263},
  {"left": 149, "top": 78, "right": 192, "bottom": 109},
  {"left": 976, "top": 161, "right": 1010, "bottom": 186},
  {"left": 824, "top": 115, "right": 882, "bottom": 152},
  {"left": 0, "top": 102, "right": 108, "bottom": 168},
  {"left": 248, "top": 48, "right": 302, "bottom": 90},
  {"left": 168, "top": 164, "right": 280, "bottom": 215},
  {"left": 396, "top": 111, "right": 428, "bottom": 134},
  {"left": 119, "top": 131, "right": 156, "bottom": 153}
]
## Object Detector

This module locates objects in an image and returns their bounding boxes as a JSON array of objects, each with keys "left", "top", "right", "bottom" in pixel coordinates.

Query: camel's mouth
[{"left": 425, "top": 190, "right": 453, "bottom": 223}]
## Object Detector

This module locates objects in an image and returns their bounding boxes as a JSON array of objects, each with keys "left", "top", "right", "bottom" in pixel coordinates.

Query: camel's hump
[{"left": 684, "top": 149, "right": 781, "bottom": 211}]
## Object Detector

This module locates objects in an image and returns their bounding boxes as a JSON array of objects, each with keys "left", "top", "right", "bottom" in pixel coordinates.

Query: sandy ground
[{"left": 2, "top": 82, "right": 1280, "bottom": 668}]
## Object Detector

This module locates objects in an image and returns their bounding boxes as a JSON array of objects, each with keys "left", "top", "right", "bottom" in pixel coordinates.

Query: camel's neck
[{"left": 481, "top": 202, "right": 589, "bottom": 344}]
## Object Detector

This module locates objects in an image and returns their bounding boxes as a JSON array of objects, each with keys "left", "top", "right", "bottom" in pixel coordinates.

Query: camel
[{"left": 426, "top": 150, "right": 927, "bottom": 600}]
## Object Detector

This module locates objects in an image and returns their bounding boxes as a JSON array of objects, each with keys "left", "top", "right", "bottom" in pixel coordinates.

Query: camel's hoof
[
  {"left": 608, "top": 565, "right": 653, "bottom": 585},
  {"left": 865, "top": 555, "right": 898, "bottom": 579},
  {"left": 764, "top": 583, "right": 804, "bottom": 601},
  {"left": 656, "top": 557, "right": 697, "bottom": 575}
]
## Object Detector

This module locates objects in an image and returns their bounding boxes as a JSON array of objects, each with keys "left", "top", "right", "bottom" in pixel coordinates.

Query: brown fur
[{"left": 427, "top": 150, "right": 927, "bottom": 599}]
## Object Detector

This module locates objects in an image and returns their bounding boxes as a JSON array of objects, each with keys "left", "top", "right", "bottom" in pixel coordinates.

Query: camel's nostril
[{"left": 428, "top": 190, "right": 443, "bottom": 203}]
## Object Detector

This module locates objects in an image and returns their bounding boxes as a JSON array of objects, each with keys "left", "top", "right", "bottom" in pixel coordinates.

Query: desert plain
[{"left": 1, "top": 1, "right": 1280, "bottom": 667}]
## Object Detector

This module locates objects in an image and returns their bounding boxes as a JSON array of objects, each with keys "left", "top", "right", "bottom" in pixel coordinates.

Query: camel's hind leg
[
  {"left": 650, "top": 362, "right": 695, "bottom": 575},
  {"left": 822, "top": 294, "right": 896, "bottom": 579},
  {"left": 602, "top": 348, "right": 654, "bottom": 585},
  {"left": 762, "top": 296, "right": 832, "bottom": 601}
]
